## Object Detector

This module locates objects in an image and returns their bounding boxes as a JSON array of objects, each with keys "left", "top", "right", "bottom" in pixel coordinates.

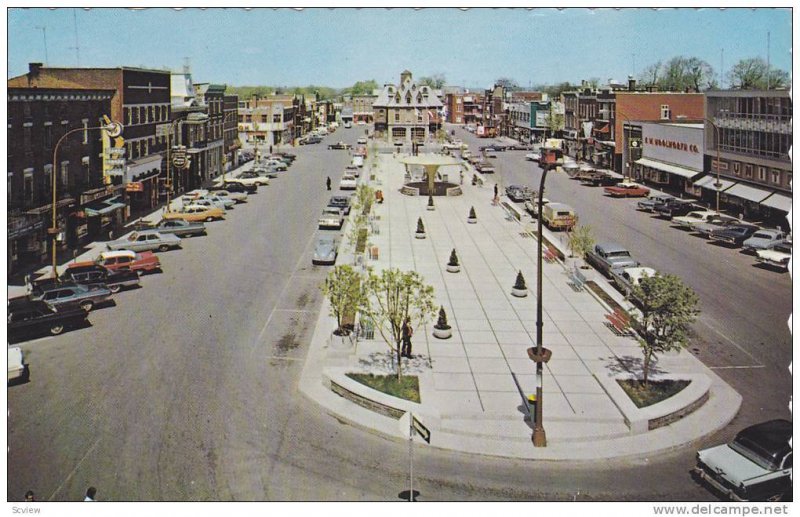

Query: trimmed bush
[
  {"left": 468, "top": 206, "right": 477, "bottom": 219},
  {"left": 435, "top": 306, "right": 451, "bottom": 330},
  {"left": 416, "top": 217, "right": 425, "bottom": 234},
  {"left": 514, "top": 270, "right": 527, "bottom": 290},
  {"left": 448, "top": 249, "right": 460, "bottom": 267}
]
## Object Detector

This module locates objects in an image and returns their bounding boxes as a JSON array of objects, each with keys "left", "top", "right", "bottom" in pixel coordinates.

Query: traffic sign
[{"left": 411, "top": 416, "right": 430, "bottom": 443}]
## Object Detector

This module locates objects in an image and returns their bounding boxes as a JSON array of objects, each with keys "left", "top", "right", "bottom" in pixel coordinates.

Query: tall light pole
[
  {"left": 51, "top": 121, "right": 122, "bottom": 280},
  {"left": 703, "top": 117, "right": 722, "bottom": 214},
  {"left": 615, "top": 106, "right": 634, "bottom": 181}
]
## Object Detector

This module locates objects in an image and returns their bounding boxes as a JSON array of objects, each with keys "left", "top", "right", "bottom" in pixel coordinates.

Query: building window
[
  {"left": 43, "top": 164, "right": 52, "bottom": 194},
  {"left": 757, "top": 166, "right": 767, "bottom": 181},
  {"left": 23, "top": 126, "right": 32, "bottom": 151},
  {"left": 83, "top": 157, "right": 91, "bottom": 186},
  {"left": 82, "top": 119, "right": 89, "bottom": 144},
  {"left": 660, "top": 104, "right": 671, "bottom": 120},
  {"left": 273, "top": 114, "right": 281, "bottom": 123},
  {"left": 139, "top": 107, "right": 146, "bottom": 124},
  {"left": 132, "top": 107, "right": 139, "bottom": 125},
  {"left": 148, "top": 106, "right": 154, "bottom": 123},
  {"left": 43, "top": 125, "right": 53, "bottom": 149},
  {"left": 394, "top": 112, "right": 400, "bottom": 122},
  {"left": 23, "top": 169, "right": 34, "bottom": 202},
  {"left": 771, "top": 169, "right": 781, "bottom": 185},
  {"left": 60, "top": 161, "right": 69, "bottom": 190}
]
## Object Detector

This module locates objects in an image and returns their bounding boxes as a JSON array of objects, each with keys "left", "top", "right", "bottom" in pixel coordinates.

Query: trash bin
[{"left": 527, "top": 394, "right": 537, "bottom": 421}]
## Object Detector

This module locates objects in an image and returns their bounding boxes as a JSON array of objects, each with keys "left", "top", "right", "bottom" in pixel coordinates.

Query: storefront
[
  {"left": 126, "top": 154, "right": 163, "bottom": 214},
  {"left": 634, "top": 122, "right": 704, "bottom": 195}
]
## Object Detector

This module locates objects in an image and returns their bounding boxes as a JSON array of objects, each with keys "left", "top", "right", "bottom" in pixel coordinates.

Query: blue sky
[{"left": 6, "top": 7, "right": 793, "bottom": 89}]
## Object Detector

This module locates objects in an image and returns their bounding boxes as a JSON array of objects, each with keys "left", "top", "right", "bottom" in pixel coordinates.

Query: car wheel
[
  {"left": 158, "top": 244, "right": 170, "bottom": 252},
  {"left": 80, "top": 300, "right": 94, "bottom": 312},
  {"left": 109, "top": 284, "right": 121, "bottom": 294},
  {"left": 50, "top": 324, "right": 65, "bottom": 335},
  {"left": 206, "top": 216, "right": 214, "bottom": 222}
]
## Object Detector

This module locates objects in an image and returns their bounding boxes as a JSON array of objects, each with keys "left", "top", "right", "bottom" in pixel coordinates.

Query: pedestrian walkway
[{"left": 299, "top": 149, "right": 742, "bottom": 460}]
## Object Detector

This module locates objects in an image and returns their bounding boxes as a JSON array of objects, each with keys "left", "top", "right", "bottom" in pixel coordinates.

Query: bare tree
[
  {"left": 685, "top": 57, "right": 715, "bottom": 91},
  {"left": 638, "top": 61, "right": 662, "bottom": 88},
  {"left": 495, "top": 77, "right": 519, "bottom": 90}
]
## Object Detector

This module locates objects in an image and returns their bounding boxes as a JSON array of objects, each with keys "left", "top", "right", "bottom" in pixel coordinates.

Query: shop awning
[
  {"left": 723, "top": 182, "right": 773, "bottom": 204},
  {"left": 84, "top": 202, "right": 125, "bottom": 216},
  {"left": 760, "top": 192, "right": 792, "bottom": 212},
  {"left": 693, "top": 175, "right": 736, "bottom": 192},
  {"left": 635, "top": 158, "right": 703, "bottom": 180}
]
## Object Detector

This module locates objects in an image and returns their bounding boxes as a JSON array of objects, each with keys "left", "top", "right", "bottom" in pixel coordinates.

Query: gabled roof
[{"left": 373, "top": 75, "right": 443, "bottom": 109}]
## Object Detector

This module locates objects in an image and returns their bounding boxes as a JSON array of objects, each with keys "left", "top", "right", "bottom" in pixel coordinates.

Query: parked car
[
  {"left": 693, "top": 215, "right": 745, "bottom": 238},
  {"left": 318, "top": 207, "right": 344, "bottom": 230},
  {"left": 709, "top": 224, "right": 760, "bottom": 247},
  {"left": 742, "top": 229, "right": 788, "bottom": 254},
  {"left": 217, "top": 180, "right": 257, "bottom": 194},
  {"left": 251, "top": 165, "right": 278, "bottom": 178},
  {"left": 577, "top": 170, "right": 619, "bottom": 186},
  {"left": 232, "top": 171, "right": 270, "bottom": 186},
  {"left": 654, "top": 198, "right": 698, "bottom": 219},
  {"left": 209, "top": 188, "right": 247, "bottom": 204},
  {"left": 475, "top": 162, "right": 496, "bottom": 174},
  {"left": 672, "top": 210, "right": 721, "bottom": 230},
  {"left": 140, "top": 219, "right": 207, "bottom": 238},
  {"left": 8, "top": 298, "right": 90, "bottom": 342},
  {"left": 609, "top": 266, "right": 657, "bottom": 299},
  {"left": 540, "top": 202, "right": 576, "bottom": 231},
  {"left": 585, "top": 243, "right": 639, "bottom": 277},
  {"left": 73, "top": 249, "right": 161, "bottom": 276},
  {"left": 263, "top": 159, "right": 288, "bottom": 171},
  {"left": 603, "top": 182, "right": 650, "bottom": 198},
  {"left": 506, "top": 143, "right": 532, "bottom": 151},
  {"left": 203, "top": 194, "right": 235, "bottom": 210},
  {"left": 356, "top": 137, "right": 367, "bottom": 145},
  {"left": 524, "top": 197, "right": 550, "bottom": 217},
  {"left": 312, "top": 235, "right": 339, "bottom": 265},
  {"left": 345, "top": 164, "right": 360, "bottom": 177},
  {"left": 637, "top": 194, "right": 675, "bottom": 212},
  {"left": 693, "top": 419, "right": 792, "bottom": 501},
  {"left": 351, "top": 156, "right": 364, "bottom": 168},
  {"left": 328, "top": 195, "right": 352, "bottom": 215},
  {"left": 339, "top": 174, "right": 358, "bottom": 190},
  {"left": 59, "top": 263, "right": 140, "bottom": 293},
  {"left": 107, "top": 230, "right": 182, "bottom": 252},
  {"left": 756, "top": 242, "right": 792, "bottom": 271},
  {"left": 505, "top": 185, "right": 533, "bottom": 202},
  {"left": 482, "top": 148, "right": 498, "bottom": 158},
  {"left": 29, "top": 282, "right": 112, "bottom": 312},
  {"left": 525, "top": 152, "right": 541, "bottom": 161},
  {"left": 164, "top": 205, "right": 225, "bottom": 223},
  {"left": 8, "top": 346, "right": 27, "bottom": 383},
  {"left": 180, "top": 189, "right": 209, "bottom": 205},
  {"left": 189, "top": 197, "right": 227, "bottom": 211},
  {"left": 301, "top": 135, "right": 322, "bottom": 145}
]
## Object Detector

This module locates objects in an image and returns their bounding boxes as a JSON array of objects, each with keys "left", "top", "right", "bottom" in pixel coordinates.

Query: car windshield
[
  {"left": 752, "top": 232, "right": 773, "bottom": 239},
  {"left": 607, "top": 251, "right": 632, "bottom": 258}
]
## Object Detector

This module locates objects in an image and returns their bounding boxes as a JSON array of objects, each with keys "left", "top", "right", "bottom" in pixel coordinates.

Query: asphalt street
[
  {"left": 449, "top": 124, "right": 792, "bottom": 432},
  {"left": 9, "top": 125, "right": 722, "bottom": 502}
]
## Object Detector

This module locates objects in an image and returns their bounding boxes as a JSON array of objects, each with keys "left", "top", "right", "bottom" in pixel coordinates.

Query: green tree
[
  {"left": 346, "top": 80, "right": 379, "bottom": 96},
  {"left": 638, "top": 61, "right": 662, "bottom": 88},
  {"left": 419, "top": 74, "right": 446, "bottom": 89},
  {"left": 362, "top": 269, "right": 436, "bottom": 379},
  {"left": 630, "top": 273, "right": 700, "bottom": 385},
  {"left": 321, "top": 265, "right": 366, "bottom": 336},
  {"left": 684, "top": 57, "right": 716, "bottom": 91},
  {"left": 567, "top": 223, "right": 594, "bottom": 264},
  {"left": 495, "top": 77, "right": 519, "bottom": 90},
  {"left": 728, "top": 57, "right": 789, "bottom": 89}
]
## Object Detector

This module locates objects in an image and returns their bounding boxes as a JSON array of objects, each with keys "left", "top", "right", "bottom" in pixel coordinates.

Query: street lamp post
[
  {"left": 50, "top": 121, "right": 122, "bottom": 280},
  {"left": 164, "top": 118, "right": 183, "bottom": 214},
  {"left": 703, "top": 118, "right": 722, "bottom": 214}
]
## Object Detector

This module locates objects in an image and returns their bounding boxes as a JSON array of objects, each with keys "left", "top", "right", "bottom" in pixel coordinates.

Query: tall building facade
[{"left": 372, "top": 70, "right": 443, "bottom": 143}]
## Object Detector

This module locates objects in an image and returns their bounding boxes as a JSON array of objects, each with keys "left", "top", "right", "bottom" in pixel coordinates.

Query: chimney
[
  {"left": 628, "top": 75, "right": 636, "bottom": 91},
  {"left": 29, "top": 62, "right": 43, "bottom": 77}
]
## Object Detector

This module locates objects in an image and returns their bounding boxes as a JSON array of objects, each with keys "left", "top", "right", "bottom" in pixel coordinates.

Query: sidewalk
[{"left": 299, "top": 149, "right": 741, "bottom": 460}]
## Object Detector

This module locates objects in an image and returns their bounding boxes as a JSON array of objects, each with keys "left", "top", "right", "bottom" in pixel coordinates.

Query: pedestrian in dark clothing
[
  {"left": 326, "top": 176, "right": 332, "bottom": 190},
  {"left": 401, "top": 318, "right": 413, "bottom": 358},
  {"left": 269, "top": 145, "right": 273, "bottom": 154},
  {"left": 25, "top": 491, "right": 35, "bottom": 502},
  {"left": 84, "top": 486, "right": 97, "bottom": 501},
  {"left": 493, "top": 183, "right": 499, "bottom": 205}
]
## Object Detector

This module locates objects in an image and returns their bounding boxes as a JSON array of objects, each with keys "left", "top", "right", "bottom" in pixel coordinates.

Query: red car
[
  {"left": 70, "top": 249, "right": 161, "bottom": 276},
  {"left": 603, "top": 182, "right": 650, "bottom": 198}
]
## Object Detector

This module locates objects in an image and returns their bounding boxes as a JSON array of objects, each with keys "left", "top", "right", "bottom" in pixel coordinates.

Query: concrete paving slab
[
  {"left": 463, "top": 343, "right": 506, "bottom": 358},
  {"left": 428, "top": 342, "right": 468, "bottom": 358},
  {"left": 468, "top": 357, "right": 513, "bottom": 374},
  {"left": 546, "top": 359, "right": 592, "bottom": 376},
  {"left": 455, "top": 318, "right": 493, "bottom": 331},
  {"left": 493, "top": 331, "right": 534, "bottom": 345},
  {"left": 473, "top": 373, "right": 518, "bottom": 392},
  {"left": 433, "top": 372, "right": 479, "bottom": 391},
  {"left": 484, "top": 308, "right": 523, "bottom": 321},
  {"left": 460, "top": 330, "right": 499, "bottom": 343},
  {"left": 553, "top": 374, "right": 607, "bottom": 394}
]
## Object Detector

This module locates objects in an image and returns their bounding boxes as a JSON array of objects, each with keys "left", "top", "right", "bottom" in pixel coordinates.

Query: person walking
[
  {"left": 84, "top": 486, "right": 97, "bottom": 501},
  {"left": 25, "top": 491, "right": 35, "bottom": 502},
  {"left": 326, "top": 176, "right": 332, "bottom": 191},
  {"left": 401, "top": 317, "right": 413, "bottom": 358},
  {"left": 493, "top": 183, "right": 499, "bottom": 205}
]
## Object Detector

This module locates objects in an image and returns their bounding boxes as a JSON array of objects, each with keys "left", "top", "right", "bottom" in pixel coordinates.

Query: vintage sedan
[
  {"left": 709, "top": 224, "right": 760, "bottom": 247},
  {"left": 312, "top": 235, "right": 338, "bottom": 265},
  {"left": 88, "top": 249, "right": 162, "bottom": 275},
  {"left": 328, "top": 141, "right": 352, "bottom": 150},
  {"left": 603, "top": 182, "right": 650, "bottom": 198},
  {"left": 204, "top": 194, "right": 235, "bottom": 210},
  {"left": 671, "top": 210, "right": 720, "bottom": 230},
  {"left": 318, "top": 207, "right": 344, "bottom": 230},
  {"left": 210, "top": 188, "right": 247, "bottom": 204},
  {"left": 107, "top": 230, "right": 182, "bottom": 252},
  {"left": 693, "top": 215, "right": 744, "bottom": 238},
  {"left": 29, "top": 282, "right": 112, "bottom": 312},
  {"left": 233, "top": 171, "right": 270, "bottom": 186},
  {"left": 163, "top": 205, "right": 225, "bottom": 222},
  {"left": 142, "top": 218, "right": 207, "bottom": 238},
  {"left": 8, "top": 298, "right": 90, "bottom": 342},
  {"left": 60, "top": 263, "right": 140, "bottom": 293},
  {"left": 216, "top": 180, "right": 257, "bottom": 194},
  {"left": 356, "top": 137, "right": 368, "bottom": 145},
  {"left": 637, "top": 194, "right": 674, "bottom": 212},
  {"left": 756, "top": 242, "right": 792, "bottom": 270},
  {"left": 328, "top": 195, "right": 352, "bottom": 215},
  {"left": 524, "top": 197, "right": 550, "bottom": 217},
  {"left": 505, "top": 185, "right": 533, "bottom": 202},
  {"left": 339, "top": 174, "right": 358, "bottom": 190},
  {"left": 742, "top": 229, "right": 788, "bottom": 254}
]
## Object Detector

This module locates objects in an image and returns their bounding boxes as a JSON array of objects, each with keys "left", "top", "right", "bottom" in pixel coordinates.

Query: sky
[{"left": 6, "top": 7, "right": 793, "bottom": 90}]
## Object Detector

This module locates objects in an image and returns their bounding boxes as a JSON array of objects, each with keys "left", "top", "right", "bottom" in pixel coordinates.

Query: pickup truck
[
  {"left": 693, "top": 419, "right": 792, "bottom": 501},
  {"left": 8, "top": 298, "right": 91, "bottom": 342},
  {"left": 136, "top": 219, "right": 207, "bottom": 238},
  {"left": 585, "top": 243, "right": 639, "bottom": 277}
]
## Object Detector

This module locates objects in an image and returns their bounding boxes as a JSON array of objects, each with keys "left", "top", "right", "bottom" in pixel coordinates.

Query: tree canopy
[{"left": 728, "top": 57, "right": 790, "bottom": 90}]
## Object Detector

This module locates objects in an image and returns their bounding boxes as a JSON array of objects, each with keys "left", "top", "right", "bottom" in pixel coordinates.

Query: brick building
[
  {"left": 7, "top": 86, "right": 115, "bottom": 274},
  {"left": 223, "top": 94, "right": 240, "bottom": 171},
  {"left": 194, "top": 83, "right": 226, "bottom": 181},
  {"left": 373, "top": 70, "right": 443, "bottom": 144},
  {"left": 444, "top": 93, "right": 464, "bottom": 124}
]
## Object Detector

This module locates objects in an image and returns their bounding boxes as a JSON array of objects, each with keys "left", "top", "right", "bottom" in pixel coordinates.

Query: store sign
[{"left": 644, "top": 137, "right": 699, "bottom": 153}]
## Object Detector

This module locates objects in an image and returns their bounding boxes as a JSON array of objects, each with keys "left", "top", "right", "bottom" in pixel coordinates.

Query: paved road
[
  {"left": 8, "top": 126, "right": 717, "bottom": 502},
  {"left": 449, "top": 124, "right": 792, "bottom": 432}
]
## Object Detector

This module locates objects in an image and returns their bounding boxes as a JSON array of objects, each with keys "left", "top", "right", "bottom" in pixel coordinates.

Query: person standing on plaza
[
  {"left": 326, "top": 176, "right": 332, "bottom": 190},
  {"left": 493, "top": 183, "right": 499, "bottom": 205},
  {"left": 84, "top": 486, "right": 97, "bottom": 501},
  {"left": 401, "top": 317, "right": 413, "bottom": 358},
  {"left": 25, "top": 491, "right": 35, "bottom": 502}
]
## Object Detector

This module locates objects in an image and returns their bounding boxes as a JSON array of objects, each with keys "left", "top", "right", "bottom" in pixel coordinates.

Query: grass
[
  {"left": 346, "top": 373, "right": 421, "bottom": 403},
  {"left": 617, "top": 379, "right": 690, "bottom": 408}
]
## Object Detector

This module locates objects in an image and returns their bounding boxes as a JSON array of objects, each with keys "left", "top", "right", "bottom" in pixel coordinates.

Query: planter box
[
  {"left": 427, "top": 205, "right": 436, "bottom": 211},
  {"left": 433, "top": 326, "right": 452, "bottom": 339},
  {"left": 511, "top": 287, "right": 528, "bottom": 297},
  {"left": 467, "top": 217, "right": 477, "bottom": 224},
  {"left": 415, "top": 232, "right": 426, "bottom": 239},
  {"left": 446, "top": 264, "right": 461, "bottom": 273}
]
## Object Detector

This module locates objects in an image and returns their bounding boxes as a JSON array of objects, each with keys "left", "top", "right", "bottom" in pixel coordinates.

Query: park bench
[
  {"left": 543, "top": 246, "right": 558, "bottom": 263},
  {"left": 605, "top": 308, "right": 633, "bottom": 336},
  {"left": 568, "top": 265, "right": 586, "bottom": 292}
]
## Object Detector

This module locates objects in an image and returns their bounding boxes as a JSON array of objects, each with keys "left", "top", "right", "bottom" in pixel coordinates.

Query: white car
[
  {"left": 204, "top": 194, "right": 235, "bottom": 210},
  {"left": 524, "top": 198, "right": 550, "bottom": 216},
  {"left": 339, "top": 174, "right": 357, "bottom": 190},
  {"left": 318, "top": 207, "right": 344, "bottom": 230},
  {"left": 221, "top": 172, "right": 269, "bottom": 187},
  {"left": 525, "top": 152, "right": 541, "bottom": 161},
  {"left": 610, "top": 266, "right": 657, "bottom": 298},
  {"left": 756, "top": 242, "right": 792, "bottom": 270},
  {"left": 357, "top": 137, "right": 367, "bottom": 145},
  {"left": 210, "top": 189, "right": 247, "bottom": 204},
  {"left": 8, "top": 346, "right": 27, "bottom": 384},
  {"left": 671, "top": 210, "right": 720, "bottom": 231},
  {"left": 191, "top": 197, "right": 227, "bottom": 211},
  {"left": 181, "top": 189, "right": 209, "bottom": 204},
  {"left": 351, "top": 156, "right": 364, "bottom": 168}
]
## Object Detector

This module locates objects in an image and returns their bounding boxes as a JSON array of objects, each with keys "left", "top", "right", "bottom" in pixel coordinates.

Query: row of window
[
  {"left": 17, "top": 119, "right": 94, "bottom": 153},
  {"left": 123, "top": 104, "right": 171, "bottom": 127},
  {"left": 239, "top": 114, "right": 284, "bottom": 123},
  {"left": 11, "top": 160, "right": 87, "bottom": 204},
  {"left": 711, "top": 96, "right": 791, "bottom": 120},
  {"left": 719, "top": 128, "right": 791, "bottom": 160}
]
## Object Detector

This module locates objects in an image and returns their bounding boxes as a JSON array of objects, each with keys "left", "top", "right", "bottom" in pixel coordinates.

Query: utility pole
[
  {"left": 35, "top": 26, "right": 48, "bottom": 64},
  {"left": 720, "top": 49, "right": 724, "bottom": 89},
  {"left": 766, "top": 32, "right": 771, "bottom": 90},
  {"left": 71, "top": 9, "right": 80, "bottom": 67}
]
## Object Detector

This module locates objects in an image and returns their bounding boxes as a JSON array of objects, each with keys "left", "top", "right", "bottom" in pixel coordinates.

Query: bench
[
  {"left": 369, "top": 246, "right": 380, "bottom": 261},
  {"left": 605, "top": 308, "right": 633, "bottom": 336},
  {"left": 501, "top": 200, "right": 528, "bottom": 223},
  {"left": 543, "top": 247, "right": 558, "bottom": 263},
  {"left": 568, "top": 265, "right": 586, "bottom": 292}
]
